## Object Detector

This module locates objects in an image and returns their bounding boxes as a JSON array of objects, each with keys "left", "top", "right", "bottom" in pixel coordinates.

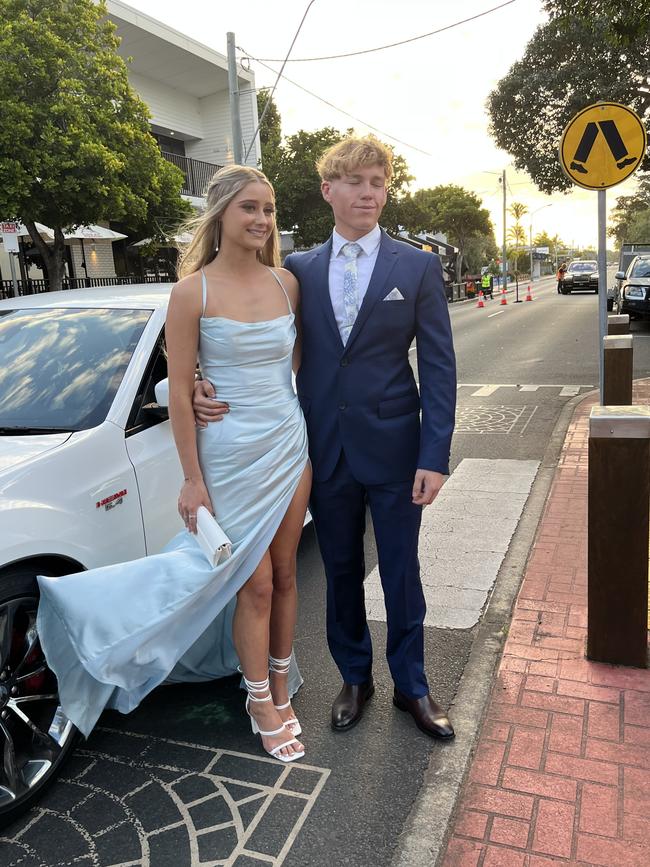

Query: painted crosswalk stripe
[
  {"left": 519, "top": 385, "right": 540, "bottom": 392},
  {"left": 471, "top": 385, "right": 511, "bottom": 397}
]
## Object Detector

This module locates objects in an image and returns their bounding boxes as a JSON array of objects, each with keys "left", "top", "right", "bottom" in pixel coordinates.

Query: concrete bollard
[
  {"left": 607, "top": 313, "right": 630, "bottom": 335},
  {"left": 588, "top": 407, "right": 649, "bottom": 667},
  {"left": 603, "top": 335, "right": 633, "bottom": 406}
]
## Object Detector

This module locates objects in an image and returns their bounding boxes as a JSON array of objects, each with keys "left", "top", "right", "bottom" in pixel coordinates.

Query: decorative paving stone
[{"left": 0, "top": 728, "right": 330, "bottom": 866}]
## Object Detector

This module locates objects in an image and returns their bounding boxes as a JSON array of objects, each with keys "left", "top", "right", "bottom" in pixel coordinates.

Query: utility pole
[
  {"left": 501, "top": 169, "right": 507, "bottom": 294},
  {"left": 227, "top": 32, "right": 244, "bottom": 164}
]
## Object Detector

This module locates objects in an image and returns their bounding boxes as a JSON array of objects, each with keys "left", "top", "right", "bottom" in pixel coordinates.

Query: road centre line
[{"left": 487, "top": 310, "right": 504, "bottom": 318}]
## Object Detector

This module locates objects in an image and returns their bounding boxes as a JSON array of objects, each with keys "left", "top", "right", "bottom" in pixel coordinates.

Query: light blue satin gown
[{"left": 37, "top": 269, "right": 308, "bottom": 737}]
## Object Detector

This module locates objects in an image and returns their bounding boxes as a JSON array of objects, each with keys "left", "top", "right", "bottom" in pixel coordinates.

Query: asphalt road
[{"left": 3, "top": 271, "right": 645, "bottom": 867}]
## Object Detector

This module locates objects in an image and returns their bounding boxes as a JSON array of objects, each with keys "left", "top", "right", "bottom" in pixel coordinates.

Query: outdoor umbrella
[{"left": 63, "top": 225, "right": 127, "bottom": 241}]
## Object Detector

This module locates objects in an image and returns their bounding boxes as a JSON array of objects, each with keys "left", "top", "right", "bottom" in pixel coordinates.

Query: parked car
[
  {"left": 0, "top": 284, "right": 187, "bottom": 822},
  {"left": 613, "top": 254, "right": 650, "bottom": 319},
  {"left": 560, "top": 260, "right": 599, "bottom": 294}
]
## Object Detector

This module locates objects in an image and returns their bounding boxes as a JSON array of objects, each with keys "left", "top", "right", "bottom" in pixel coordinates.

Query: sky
[{"left": 124, "top": 0, "right": 636, "bottom": 249}]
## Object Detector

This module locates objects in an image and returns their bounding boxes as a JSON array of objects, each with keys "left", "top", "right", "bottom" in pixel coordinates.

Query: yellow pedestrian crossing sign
[{"left": 559, "top": 102, "right": 647, "bottom": 190}]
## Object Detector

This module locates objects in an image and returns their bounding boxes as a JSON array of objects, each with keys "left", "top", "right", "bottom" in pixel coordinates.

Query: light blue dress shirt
[{"left": 329, "top": 224, "right": 381, "bottom": 343}]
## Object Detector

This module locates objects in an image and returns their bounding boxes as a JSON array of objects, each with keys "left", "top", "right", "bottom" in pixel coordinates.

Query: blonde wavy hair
[
  {"left": 177, "top": 165, "right": 280, "bottom": 278},
  {"left": 316, "top": 135, "right": 394, "bottom": 183}
]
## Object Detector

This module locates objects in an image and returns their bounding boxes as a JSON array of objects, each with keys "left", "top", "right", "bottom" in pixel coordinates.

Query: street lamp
[{"left": 529, "top": 204, "right": 553, "bottom": 282}]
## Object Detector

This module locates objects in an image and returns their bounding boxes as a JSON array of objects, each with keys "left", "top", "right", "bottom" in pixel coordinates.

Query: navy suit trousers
[{"left": 309, "top": 452, "right": 429, "bottom": 698}]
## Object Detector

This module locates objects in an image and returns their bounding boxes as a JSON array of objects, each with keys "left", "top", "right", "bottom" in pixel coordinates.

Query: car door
[{"left": 124, "top": 330, "right": 185, "bottom": 554}]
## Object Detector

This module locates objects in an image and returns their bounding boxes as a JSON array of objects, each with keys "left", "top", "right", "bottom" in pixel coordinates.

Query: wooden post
[
  {"left": 588, "top": 407, "right": 649, "bottom": 667},
  {"left": 607, "top": 313, "right": 630, "bottom": 335},
  {"left": 603, "top": 335, "right": 633, "bottom": 406}
]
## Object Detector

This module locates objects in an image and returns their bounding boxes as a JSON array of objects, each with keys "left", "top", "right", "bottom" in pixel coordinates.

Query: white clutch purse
[{"left": 195, "top": 506, "right": 232, "bottom": 567}]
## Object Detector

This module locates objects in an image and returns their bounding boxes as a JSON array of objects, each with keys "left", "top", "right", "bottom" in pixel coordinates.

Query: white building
[
  {"left": 1, "top": 0, "right": 260, "bottom": 291},
  {"left": 108, "top": 0, "right": 260, "bottom": 206}
]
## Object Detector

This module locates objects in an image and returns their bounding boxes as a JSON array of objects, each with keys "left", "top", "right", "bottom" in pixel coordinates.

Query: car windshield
[
  {"left": 630, "top": 259, "right": 650, "bottom": 278},
  {"left": 568, "top": 262, "right": 597, "bottom": 273},
  {"left": 0, "top": 307, "right": 151, "bottom": 432}
]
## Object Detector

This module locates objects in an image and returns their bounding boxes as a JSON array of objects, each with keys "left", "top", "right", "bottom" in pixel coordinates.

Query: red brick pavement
[{"left": 442, "top": 386, "right": 650, "bottom": 866}]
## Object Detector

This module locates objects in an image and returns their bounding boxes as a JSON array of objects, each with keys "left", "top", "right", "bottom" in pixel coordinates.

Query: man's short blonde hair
[{"left": 317, "top": 135, "right": 393, "bottom": 183}]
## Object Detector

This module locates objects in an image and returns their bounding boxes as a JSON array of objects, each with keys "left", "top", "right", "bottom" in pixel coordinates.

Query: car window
[
  {"left": 0, "top": 307, "right": 151, "bottom": 432},
  {"left": 568, "top": 262, "right": 597, "bottom": 273},
  {"left": 126, "top": 331, "right": 169, "bottom": 435},
  {"left": 630, "top": 259, "right": 650, "bottom": 278}
]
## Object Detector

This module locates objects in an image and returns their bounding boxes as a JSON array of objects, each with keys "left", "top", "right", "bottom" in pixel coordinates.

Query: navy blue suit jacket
[{"left": 284, "top": 230, "right": 456, "bottom": 485}]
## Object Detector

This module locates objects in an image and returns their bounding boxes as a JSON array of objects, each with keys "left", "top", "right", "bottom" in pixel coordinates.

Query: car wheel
[{"left": 0, "top": 570, "right": 78, "bottom": 827}]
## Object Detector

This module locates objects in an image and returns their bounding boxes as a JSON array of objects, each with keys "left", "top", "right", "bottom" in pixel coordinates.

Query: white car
[{"left": 0, "top": 284, "right": 188, "bottom": 822}]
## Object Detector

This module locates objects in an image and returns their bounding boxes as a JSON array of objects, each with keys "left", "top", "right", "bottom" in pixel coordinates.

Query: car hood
[
  {"left": 0, "top": 432, "right": 73, "bottom": 473},
  {"left": 626, "top": 276, "right": 650, "bottom": 285}
]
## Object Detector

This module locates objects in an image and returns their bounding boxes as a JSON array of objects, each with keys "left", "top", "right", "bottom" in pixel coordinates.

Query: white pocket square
[{"left": 383, "top": 288, "right": 404, "bottom": 301}]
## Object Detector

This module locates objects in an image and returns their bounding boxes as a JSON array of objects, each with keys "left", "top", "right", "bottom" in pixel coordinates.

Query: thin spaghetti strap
[
  {"left": 200, "top": 268, "right": 208, "bottom": 316},
  {"left": 267, "top": 267, "right": 293, "bottom": 315}
]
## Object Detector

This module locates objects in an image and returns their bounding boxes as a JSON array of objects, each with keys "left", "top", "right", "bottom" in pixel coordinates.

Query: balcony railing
[{"left": 160, "top": 152, "right": 222, "bottom": 199}]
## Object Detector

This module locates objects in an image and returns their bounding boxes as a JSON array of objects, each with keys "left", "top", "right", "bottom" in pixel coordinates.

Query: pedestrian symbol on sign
[
  {"left": 560, "top": 102, "right": 647, "bottom": 190},
  {"left": 570, "top": 119, "right": 638, "bottom": 175}
]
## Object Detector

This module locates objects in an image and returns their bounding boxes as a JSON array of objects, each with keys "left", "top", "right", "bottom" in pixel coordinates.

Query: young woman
[{"left": 37, "top": 166, "right": 311, "bottom": 762}]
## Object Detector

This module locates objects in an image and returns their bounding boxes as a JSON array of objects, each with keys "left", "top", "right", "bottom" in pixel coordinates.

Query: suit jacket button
[
  {"left": 340, "top": 358, "right": 349, "bottom": 367},
  {"left": 339, "top": 403, "right": 347, "bottom": 411}
]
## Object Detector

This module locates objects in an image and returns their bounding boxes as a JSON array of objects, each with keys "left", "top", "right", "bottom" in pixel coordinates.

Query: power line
[
  {"left": 250, "top": 1, "right": 518, "bottom": 62},
  {"left": 243, "top": 0, "right": 318, "bottom": 161},
  {"left": 242, "top": 54, "right": 433, "bottom": 157}
]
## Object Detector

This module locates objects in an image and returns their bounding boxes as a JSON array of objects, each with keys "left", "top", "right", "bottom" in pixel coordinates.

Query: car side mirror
[
  {"left": 615, "top": 271, "right": 626, "bottom": 281},
  {"left": 154, "top": 377, "right": 169, "bottom": 408},
  {"left": 142, "top": 403, "right": 169, "bottom": 422}
]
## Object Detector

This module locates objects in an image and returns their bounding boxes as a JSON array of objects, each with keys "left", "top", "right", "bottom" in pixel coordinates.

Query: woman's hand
[{"left": 178, "top": 478, "right": 213, "bottom": 534}]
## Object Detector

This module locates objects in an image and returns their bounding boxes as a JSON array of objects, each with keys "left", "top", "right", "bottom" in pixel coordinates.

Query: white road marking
[
  {"left": 559, "top": 385, "right": 581, "bottom": 396},
  {"left": 471, "top": 384, "right": 513, "bottom": 397},
  {"left": 487, "top": 310, "right": 504, "bottom": 318},
  {"left": 519, "top": 385, "right": 540, "bottom": 392}
]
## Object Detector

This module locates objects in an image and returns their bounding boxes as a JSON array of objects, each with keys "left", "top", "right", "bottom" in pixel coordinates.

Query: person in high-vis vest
[{"left": 481, "top": 271, "right": 493, "bottom": 299}]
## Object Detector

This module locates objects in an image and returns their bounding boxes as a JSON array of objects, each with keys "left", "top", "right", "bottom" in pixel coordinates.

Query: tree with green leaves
[
  {"left": 506, "top": 202, "right": 528, "bottom": 274},
  {"left": 623, "top": 209, "right": 650, "bottom": 244},
  {"left": 609, "top": 175, "right": 650, "bottom": 247},
  {"left": 488, "top": 1, "right": 650, "bottom": 194},
  {"left": 0, "top": 0, "right": 190, "bottom": 290},
  {"left": 406, "top": 185, "right": 495, "bottom": 280},
  {"left": 256, "top": 88, "right": 283, "bottom": 188}
]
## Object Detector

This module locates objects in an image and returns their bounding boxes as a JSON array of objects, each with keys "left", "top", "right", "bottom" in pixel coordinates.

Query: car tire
[{"left": 0, "top": 569, "right": 79, "bottom": 827}]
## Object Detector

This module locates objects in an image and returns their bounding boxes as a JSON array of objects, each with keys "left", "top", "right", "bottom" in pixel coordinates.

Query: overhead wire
[
  {"left": 243, "top": 0, "right": 318, "bottom": 161},
  {"left": 250, "top": 1, "right": 518, "bottom": 62},
  {"left": 242, "top": 54, "right": 433, "bottom": 157}
]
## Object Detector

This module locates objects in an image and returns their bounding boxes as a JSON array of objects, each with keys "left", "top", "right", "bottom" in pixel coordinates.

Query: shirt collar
[{"left": 332, "top": 224, "right": 381, "bottom": 258}]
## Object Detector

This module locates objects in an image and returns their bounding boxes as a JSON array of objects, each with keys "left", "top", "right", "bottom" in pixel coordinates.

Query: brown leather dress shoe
[
  {"left": 393, "top": 689, "right": 455, "bottom": 739},
  {"left": 331, "top": 680, "right": 375, "bottom": 731}
]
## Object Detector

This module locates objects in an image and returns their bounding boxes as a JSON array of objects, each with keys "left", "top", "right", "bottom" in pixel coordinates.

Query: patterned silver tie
[{"left": 341, "top": 242, "right": 362, "bottom": 345}]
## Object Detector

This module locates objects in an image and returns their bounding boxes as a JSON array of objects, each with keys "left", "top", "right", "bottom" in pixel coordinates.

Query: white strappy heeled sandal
[
  {"left": 244, "top": 675, "right": 305, "bottom": 763},
  {"left": 269, "top": 654, "right": 302, "bottom": 737}
]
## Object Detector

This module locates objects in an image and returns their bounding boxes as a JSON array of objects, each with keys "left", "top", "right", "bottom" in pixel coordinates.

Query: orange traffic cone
[
  {"left": 476, "top": 290, "right": 485, "bottom": 308},
  {"left": 500, "top": 287, "right": 508, "bottom": 305},
  {"left": 525, "top": 284, "right": 533, "bottom": 301}
]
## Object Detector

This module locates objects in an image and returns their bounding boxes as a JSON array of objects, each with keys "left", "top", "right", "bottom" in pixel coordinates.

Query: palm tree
[{"left": 507, "top": 202, "right": 529, "bottom": 278}]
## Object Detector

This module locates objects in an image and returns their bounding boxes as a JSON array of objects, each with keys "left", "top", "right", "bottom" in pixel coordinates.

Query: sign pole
[
  {"left": 8, "top": 253, "right": 19, "bottom": 298},
  {"left": 598, "top": 189, "right": 607, "bottom": 404}
]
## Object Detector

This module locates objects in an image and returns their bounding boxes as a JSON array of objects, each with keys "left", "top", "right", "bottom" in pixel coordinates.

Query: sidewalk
[{"left": 442, "top": 382, "right": 650, "bottom": 866}]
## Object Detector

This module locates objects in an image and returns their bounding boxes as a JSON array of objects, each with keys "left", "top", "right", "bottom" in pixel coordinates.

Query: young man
[{"left": 195, "top": 137, "right": 456, "bottom": 739}]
